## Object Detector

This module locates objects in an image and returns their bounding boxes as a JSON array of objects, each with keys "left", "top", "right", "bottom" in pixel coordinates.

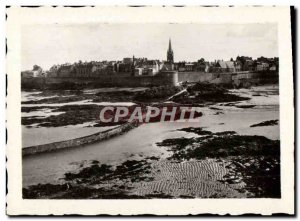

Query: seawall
[
  {"left": 21, "top": 71, "right": 179, "bottom": 89},
  {"left": 22, "top": 70, "right": 278, "bottom": 89},
  {"left": 178, "top": 71, "right": 278, "bottom": 86},
  {"left": 22, "top": 121, "right": 139, "bottom": 156}
]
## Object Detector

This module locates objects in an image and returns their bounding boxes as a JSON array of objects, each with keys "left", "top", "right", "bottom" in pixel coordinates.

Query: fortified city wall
[
  {"left": 21, "top": 70, "right": 278, "bottom": 89},
  {"left": 21, "top": 71, "right": 179, "bottom": 88}
]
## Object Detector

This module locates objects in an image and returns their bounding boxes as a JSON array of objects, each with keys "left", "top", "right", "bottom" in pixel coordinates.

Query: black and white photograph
[{"left": 6, "top": 5, "right": 294, "bottom": 216}]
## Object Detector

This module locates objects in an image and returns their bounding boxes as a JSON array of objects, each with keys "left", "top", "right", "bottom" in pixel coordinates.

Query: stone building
[
  {"left": 74, "top": 62, "right": 93, "bottom": 77},
  {"left": 133, "top": 59, "right": 159, "bottom": 76},
  {"left": 57, "top": 64, "right": 74, "bottom": 77},
  {"left": 225, "top": 61, "right": 235, "bottom": 72},
  {"left": 256, "top": 62, "right": 270, "bottom": 71},
  {"left": 123, "top": 57, "right": 133, "bottom": 64},
  {"left": 185, "top": 63, "right": 195, "bottom": 71},
  {"left": 134, "top": 68, "right": 143, "bottom": 76},
  {"left": 234, "top": 61, "right": 242, "bottom": 72},
  {"left": 210, "top": 60, "right": 236, "bottom": 73},
  {"left": 48, "top": 65, "right": 59, "bottom": 77}
]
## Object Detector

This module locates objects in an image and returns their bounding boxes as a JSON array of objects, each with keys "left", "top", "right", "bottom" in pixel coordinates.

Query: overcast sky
[{"left": 21, "top": 23, "right": 278, "bottom": 71}]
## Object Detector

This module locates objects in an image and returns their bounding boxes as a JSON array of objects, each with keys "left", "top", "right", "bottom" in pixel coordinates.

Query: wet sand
[{"left": 22, "top": 84, "right": 280, "bottom": 198}]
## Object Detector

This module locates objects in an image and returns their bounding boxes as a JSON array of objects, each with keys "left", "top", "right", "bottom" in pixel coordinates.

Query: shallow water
[
  {"left": 22, "top": 124, "right": 117, "bottom": 147},
  {"left": 22, "top": 85, "right": 279, "bottom": 187},
  {"left": 21, "top": 90, "right": 136, "bottom": 147},
  {"left": 22, "top": 100, "right": 136, "bottom": 107},
  {"left": 83, "top": 87, "right": 148, "bottom": 94},
  {"left": 21, "top": 108, "right": 65, "bottom": 118}
]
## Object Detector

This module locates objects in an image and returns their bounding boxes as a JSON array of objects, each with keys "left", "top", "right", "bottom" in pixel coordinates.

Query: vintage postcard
[{"left": 6, "top": 6, "right": 294, "bottom": 215}]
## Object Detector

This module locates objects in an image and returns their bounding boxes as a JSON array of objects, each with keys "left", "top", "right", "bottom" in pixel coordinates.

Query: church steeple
[
  {"left": 167, "top": 38, "right": 174, "bottom": 63},
  {"left": 168, "top": 39, "right": 172, "bottom": 52}
]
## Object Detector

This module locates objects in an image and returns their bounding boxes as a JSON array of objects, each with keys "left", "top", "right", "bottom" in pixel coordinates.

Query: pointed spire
[
  {"left": 167, "top": 38, "right": 174, "bottom": 63},
  {"left": 168, "top": 38, "right": 172, "bottom": 51}
]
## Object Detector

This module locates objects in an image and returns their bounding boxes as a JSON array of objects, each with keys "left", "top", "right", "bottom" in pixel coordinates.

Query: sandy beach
[{"left": 22, "top": 84, "right": 280, "bottom": 199}]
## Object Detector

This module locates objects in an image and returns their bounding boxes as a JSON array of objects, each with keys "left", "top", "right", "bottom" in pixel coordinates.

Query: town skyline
[{"left": 22, "top": 23, "right": 278, "bottom": 71}]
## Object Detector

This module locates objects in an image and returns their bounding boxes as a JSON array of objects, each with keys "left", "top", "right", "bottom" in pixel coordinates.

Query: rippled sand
[{"left": 131, "top": 160, "right": 247, "bottom": 198}]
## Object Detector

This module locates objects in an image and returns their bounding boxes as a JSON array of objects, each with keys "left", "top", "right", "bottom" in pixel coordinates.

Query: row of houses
[
  {"left": 40, "top": 58, "right": 162, "bottom": 78},
  {"left": 173, "top": 57, "right": 278, "bottom": 73},
  {"left": 173, "top": 60, "right": 240, "bottom": 73},
  {"left": 45, "top": 58, "right": 166, "bottom": 78},
  {"left": 21, "top": 56, "right": 279, "bottom": 78},
  {"left": 46, "top": 61, "right": 117, "bottom": 78}
]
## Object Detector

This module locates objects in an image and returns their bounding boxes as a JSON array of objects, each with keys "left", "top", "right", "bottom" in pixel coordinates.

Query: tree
[
  {"left": 198, "top": 58, "right": 205, "bottom": 64},
  {"left": 33, "top": 65, "right": 41, "bottom": 71}
]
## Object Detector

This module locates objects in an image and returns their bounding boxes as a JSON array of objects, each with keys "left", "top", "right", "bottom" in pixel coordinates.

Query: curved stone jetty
[{"left": 22, "top": 121, "right": 139, "bottom": 156}]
